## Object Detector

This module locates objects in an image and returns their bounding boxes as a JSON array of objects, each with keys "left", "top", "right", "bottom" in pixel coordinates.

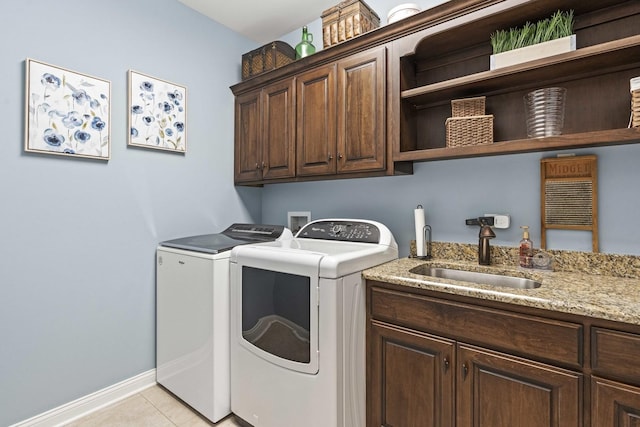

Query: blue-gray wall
[
  {"left": 263, "top": 145, "right": 640, "bottom": 257},
  {"left": 0, "top": 1, "right": 258, "bottom": 425}
]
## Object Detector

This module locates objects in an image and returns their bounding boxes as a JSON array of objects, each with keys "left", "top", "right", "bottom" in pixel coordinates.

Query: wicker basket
[
  {"left": 632, "top": 90, "right": 640, "bottom": 128},
  {"left": 241, "top": 41, "right": 296, "bottom": 81},
  {"left": 321, "top": 0, "right": 380, "bottom": 48},
  {"left": 451, "top": 96, "right": 486, "bottom": 117},
  {"left": 445, "top": 115, "right": 494, "bottom": 148}
]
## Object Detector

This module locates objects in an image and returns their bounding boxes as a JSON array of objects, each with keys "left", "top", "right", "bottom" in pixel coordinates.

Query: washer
[
  {"left": 229, "top": 219, "right": 398, "bottom": 427},
  {"left": 156, "top": 224, "right": 292, "bottom": 423}
]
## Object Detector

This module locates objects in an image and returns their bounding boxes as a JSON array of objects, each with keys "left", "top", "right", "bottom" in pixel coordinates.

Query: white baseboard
[{"left": 11, "top": 369, "right": 157, "bottom": 427}]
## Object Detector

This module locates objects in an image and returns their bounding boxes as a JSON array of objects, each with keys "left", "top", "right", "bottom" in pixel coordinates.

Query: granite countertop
[{"left": 363, "top": 251, "right": 640, "bottom": 326}]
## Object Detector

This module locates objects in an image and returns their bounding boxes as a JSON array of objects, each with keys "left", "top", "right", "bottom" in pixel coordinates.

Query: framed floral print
[
  {"left": 24, "top": 58, "right": 111, "bottom": 160},
  {"left": 127, "top": 70, "right": 187, "bottom": 153}
]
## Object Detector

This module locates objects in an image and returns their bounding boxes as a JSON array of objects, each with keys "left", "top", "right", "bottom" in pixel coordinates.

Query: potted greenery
[{"left": 490, "top": 10, "right": 575, "bottom": 70}]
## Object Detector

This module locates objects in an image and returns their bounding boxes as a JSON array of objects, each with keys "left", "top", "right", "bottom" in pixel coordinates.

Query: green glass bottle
[{"left": 295, "top": 26, "right": 316, "bottom": 59}]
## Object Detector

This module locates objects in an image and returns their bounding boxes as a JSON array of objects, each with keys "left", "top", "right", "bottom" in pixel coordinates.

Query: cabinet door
[
  {"left": 296, "top": 64, "right": 337, "bottom": 176},
  {"left": 368, "top": 321, "right": 455, "bottom": 427},
  {"left": 592, "top": 376, "right": 640, "bottom": 427},
  {"left": 337, "top": 46, "right": 386, "bottom": 173},
  {"left": 234, "top": 89, "right": 262, "bottom": 183},
  {"left": 262, "top": 78, "right": 296, "bottom": 180},
  {"left": 457, "top": 344, "right": 582, "bottom": 427}
]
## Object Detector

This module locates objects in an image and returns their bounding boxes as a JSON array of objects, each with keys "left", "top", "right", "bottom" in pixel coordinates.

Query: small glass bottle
[
  {"left": 295, "top": 26, "right": 316, "bottom": 59},
  {"left": 519, "top": 225, "right": 534, "bottom": 268}
]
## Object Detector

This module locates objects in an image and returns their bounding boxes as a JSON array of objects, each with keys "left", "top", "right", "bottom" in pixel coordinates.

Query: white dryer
[
  {"left": 156, "top": 224, "right": 292, "bottom": 423},
  {"left": 229, "top": 219, "right": 398, "bottom": 427}
]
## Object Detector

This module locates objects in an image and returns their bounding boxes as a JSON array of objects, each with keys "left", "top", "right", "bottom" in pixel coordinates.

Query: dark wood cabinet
[
  {"left": 297, "top": 46, "right": 387, "bottom": 177},
  {"left": 234, "top": 46, "right": 386, "bottom": 184},
  {"left": 234, "top": 79, "right": 295, "bottom": 183},
  {"left": 592, "top": 376, "right": 640, "bottom": 426},
  {"left": 367, "top": 281, "right": 585, "bottom": 427},
  {"left": 336, "top": 47, "right": 386, "bottom": 174},
  {"left": 296, "top": 64, "right": 337, "bottom": 176},
  {"left": 367, "top": 279, "right": 640, "bottom": 427},
  {"left": 262, "top": 79, "right": 296, "bottom": 180},
  {"left": 457, "top": 344, "right": 582, "bottom": 427},
  {"left": 591, "top": 328, "right": 640, "bottom": 426},
  {"left": 368, "top": 321, "right": 455, "bottom": 427},
  {"left": 591, "top": 327, "right": 640, "bottom": 386},
  {"left": 234, "top": 89, "right": 262, "bottom": 183}
]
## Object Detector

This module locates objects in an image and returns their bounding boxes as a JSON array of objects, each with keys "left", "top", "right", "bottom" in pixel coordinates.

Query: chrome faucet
[{"left": 466, "top": 217, "right": 496, "bottom": 265}]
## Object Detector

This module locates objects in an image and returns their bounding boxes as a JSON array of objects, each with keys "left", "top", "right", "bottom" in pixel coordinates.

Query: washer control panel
[{"left": 296, "top": 220, "right": 380, "bottom": 243}]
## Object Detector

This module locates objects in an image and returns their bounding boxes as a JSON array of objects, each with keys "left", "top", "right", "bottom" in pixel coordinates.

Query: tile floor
[{"left": 63, "top": 385, "right": 243, "bottom": 427}]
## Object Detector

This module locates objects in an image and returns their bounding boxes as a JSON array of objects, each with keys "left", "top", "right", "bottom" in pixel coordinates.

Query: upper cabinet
[
  {"left": 296, "top": 63, "right": 338, "bottom": 176},
  {"left": 297, "top": 46, "right": 386, "bottom": 178},
  {"left": 234, "top": 78, "right": 296, "bottom": 183},
  {"left": 234, "top": 45, "right": 389, "bottom": 185},
  {"left": 231, "top": 0, "right": 640, "bottom": 185},
  {"left": 337, "top": 47, "right": 386, "bottom": 174}
]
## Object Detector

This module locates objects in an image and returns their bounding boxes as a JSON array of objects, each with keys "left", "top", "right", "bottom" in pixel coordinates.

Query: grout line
[{"left": 138, "top": 390, "right": 180, "bottom": 427}]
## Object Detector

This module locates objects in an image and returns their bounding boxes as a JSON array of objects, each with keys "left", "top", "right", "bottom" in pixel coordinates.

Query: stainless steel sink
[{"left": 409, "top": 266, "right": 542, "bottom": 289}]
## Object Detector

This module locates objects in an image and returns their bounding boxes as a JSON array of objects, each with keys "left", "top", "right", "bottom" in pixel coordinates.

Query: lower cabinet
[
  {"left": 368, "top": 322, "right": 455, "bottom": 427},
  {"left": 368, "top": 320, "right": 581, "bottom": 427},
  {"left": 367, "top": 281, "right": 587, "bottom": 427},
  {"left": 591, "top": 327, "right": 640, "bottom": 426},
  {"left": 456, "top": 344, "right": 581, "bottom": 427},
  {"left": 592, "top": 377, "right": 640, "bottom": 426}
]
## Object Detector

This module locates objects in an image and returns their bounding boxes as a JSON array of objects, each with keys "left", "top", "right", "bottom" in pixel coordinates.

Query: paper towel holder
[{"left": 415, "top": 224, "right": 432, "bottom": 260}]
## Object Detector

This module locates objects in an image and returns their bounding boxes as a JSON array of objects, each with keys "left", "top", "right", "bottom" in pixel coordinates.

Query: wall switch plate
[{"left": 484, "top": 214, "right": 510, "bottom": 229}]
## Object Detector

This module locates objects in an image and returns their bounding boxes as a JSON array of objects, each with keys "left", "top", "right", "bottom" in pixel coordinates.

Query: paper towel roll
[{"left": 414, "top": 205, "right": 426, "bottom": 257}]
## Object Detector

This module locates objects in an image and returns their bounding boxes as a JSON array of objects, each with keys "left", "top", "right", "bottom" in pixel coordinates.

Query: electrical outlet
[{"left": 484, "top": 214, "right": 510, "bottom": 229}]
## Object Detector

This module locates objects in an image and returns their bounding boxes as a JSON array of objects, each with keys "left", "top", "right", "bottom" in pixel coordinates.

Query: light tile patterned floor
[{"left": 63, "top": 385, "right": 242, "bottom": 427}]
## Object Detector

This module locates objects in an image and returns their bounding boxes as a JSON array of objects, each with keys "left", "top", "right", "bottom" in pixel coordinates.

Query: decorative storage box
[
  {"left": 445, "top": 115, "right": 494, "bottom": 148},
  {"left": 451, "top": 96, "right": 486, "bottom": 117},
  {"left": 321, "top": 0, "right": 380, "bottom": 48},
  {"left": 241, "top": 41, "right": 296, "bottom": 81}
]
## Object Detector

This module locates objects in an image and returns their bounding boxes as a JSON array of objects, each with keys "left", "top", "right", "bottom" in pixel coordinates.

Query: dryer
[
  {"left": 229, "top": 219, "right": 398, "bottom": 427},
  {"left": 156, "top": 224, "right": 292, "bottom": 423}
]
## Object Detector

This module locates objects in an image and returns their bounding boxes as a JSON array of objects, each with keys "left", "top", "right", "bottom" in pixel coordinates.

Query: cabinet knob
[
  {"left": 261, "top": 161, "right": 265, "bottom": 169},
  {"left": 462, "top": 363, "right": 469, "bottom": 379},
  {"left": 328, "top": 153, "right": 334, "bottom": 161},
  {"left": 443, "top": 357, "right": 450, "bottom": 372},
  {"left": 255, "top": 163, "right": 260, "bottom": 169},
  {"left": 338, "top": 152, "right": 343, "bottom": 159}
]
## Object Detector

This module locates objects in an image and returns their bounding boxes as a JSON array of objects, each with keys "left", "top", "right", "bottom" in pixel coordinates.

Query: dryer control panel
[{"left": 296, "top": 220, "right": 380, "bottom": 243}]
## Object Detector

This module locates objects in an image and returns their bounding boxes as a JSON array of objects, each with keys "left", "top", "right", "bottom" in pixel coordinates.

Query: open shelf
[
  {"left": 401, "top": 35, "right": 640, "bottom": 107},
  {"left": 396, "top": 8, "right": 640, "bottom": 164},
  {"left": 393, "top": 128, "right": 640, "bottom": 162}
]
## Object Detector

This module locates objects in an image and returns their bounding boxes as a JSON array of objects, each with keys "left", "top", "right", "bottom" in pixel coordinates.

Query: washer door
[{"left": 232, "top": 246, "right": 321, "bottom": 375}]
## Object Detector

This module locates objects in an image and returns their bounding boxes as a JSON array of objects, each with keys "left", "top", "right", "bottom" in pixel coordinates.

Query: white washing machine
[
  {"left": 156, "top": 224, "right": 292, "bottom": 423},
  {"left": 229, "top": 219, "right": 398, "bottom": 427}
]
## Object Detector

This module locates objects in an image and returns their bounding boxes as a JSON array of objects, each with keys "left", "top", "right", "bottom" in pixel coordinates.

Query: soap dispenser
[{"left": 519, "top": 226, "right": 534, "bottom": 268}]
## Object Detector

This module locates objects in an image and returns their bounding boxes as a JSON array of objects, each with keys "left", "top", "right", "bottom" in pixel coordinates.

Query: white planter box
[{"left": 490, "top": 35, "right": 576, "bottom": 70}]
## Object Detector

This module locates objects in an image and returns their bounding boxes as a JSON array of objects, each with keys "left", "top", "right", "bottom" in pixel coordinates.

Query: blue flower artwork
[
  {"left": 25, "top": 58, "right": 110, "bottom": 160},
  {"left": 127, "top": 70, "right": 186, "bottom": 153}
]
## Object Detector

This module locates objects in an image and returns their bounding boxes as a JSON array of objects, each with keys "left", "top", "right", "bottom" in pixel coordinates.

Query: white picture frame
[
  {"left": 127, "top": 70, "right": 187, "bottom": 153},
  {"left": 24, "top": 58, "right": 111, "bottom": 160}
]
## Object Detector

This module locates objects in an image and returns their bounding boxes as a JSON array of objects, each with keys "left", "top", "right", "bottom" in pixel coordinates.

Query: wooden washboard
[{"left": 540, "top": 155, "right": 599, "bottom": 252}]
